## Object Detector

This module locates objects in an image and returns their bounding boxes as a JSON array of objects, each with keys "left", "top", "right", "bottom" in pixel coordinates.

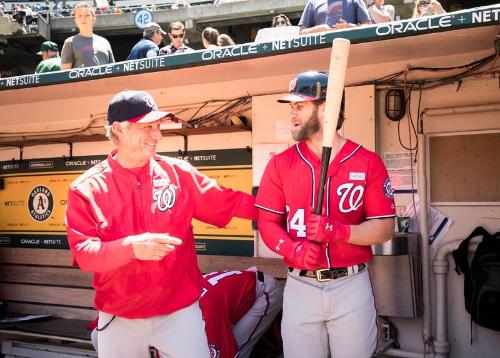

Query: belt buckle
[{"left": 315, "top": 268, "right": 332, "bottom": 282}]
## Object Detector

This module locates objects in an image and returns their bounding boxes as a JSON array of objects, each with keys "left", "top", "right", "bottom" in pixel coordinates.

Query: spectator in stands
[
  {"left": 0, "top": 8, "right": 11, "bottom": 21},
  {"left": 202, "top": 27, "right": 220, "bottom": 49},
  {"left": 272, "top": 14, "right": 292, "bottom": 27},
  {"left": 299, "top": 0, "right": 371, "bottom": 35},
  {"left": 94, "top": 0, "right": 109, "bottom": 14},
  {"left": 61, "top": 1, "right": 72, "bottom": 16},
  {"left": 35, "top": 40, "right": 61, "bottom": 74},
  {"left": 12, "top": 5, "right": 27, "bottom": 33},
  {"left": 159, "top": 21, "right": 193, "bottom": 55},
  {"left": 171, "top": 0, "right": 191, "bottom": 9},
  {"left": 218, "top": 33, "right": 235, "bottom": 46},
  {"left": 52, "top": 0, "right": 62, "bottom": 16},
  {"left": 61, "top": 2, "right": 114, "bottom": 69},
  {"left": 214, "top": 0, "right": 246, "bottom": 4},
  {"left": 22, "top": 5, "right": 37, "bottom": 31},
  {"left": 127, "top": 22, "right": 165, "bottom": 60},
  {"left": 367, "top": 0, "right": 395, "bottom": 23},
  {"left": 412, "top": 0, "right": 446, "bottom": 17}
]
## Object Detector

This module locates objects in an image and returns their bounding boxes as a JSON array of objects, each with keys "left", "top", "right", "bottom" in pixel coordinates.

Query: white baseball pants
[
  {"left": 282, "top": 269, "right": 377, "bottom": 358},
  {"left": 96, "top": 301, "right": 210, "bottom": 358}
]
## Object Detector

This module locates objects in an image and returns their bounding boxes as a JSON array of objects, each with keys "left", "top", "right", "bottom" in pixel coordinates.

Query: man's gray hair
[
  {"left": 105, "top": 121, "right": 131, "bottom": 142},
  {"left": 143, "top": 28, "right": 156, "bottom": 39}
]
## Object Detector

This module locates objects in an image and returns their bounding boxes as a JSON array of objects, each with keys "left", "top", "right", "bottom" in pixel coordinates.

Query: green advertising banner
[{"left": 0, "top": 149, "right": 254, "bottom": 256}]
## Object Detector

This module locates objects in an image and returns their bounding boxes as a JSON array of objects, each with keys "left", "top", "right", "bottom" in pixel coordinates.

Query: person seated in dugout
[{"left": 90, "top": 269, "right": 283, "bottom": 358}]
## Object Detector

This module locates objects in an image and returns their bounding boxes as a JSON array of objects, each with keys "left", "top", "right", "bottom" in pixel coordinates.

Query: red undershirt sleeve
[
  {"left": 256, "top": 156, "right": 297, "bottom": 261},
  {"left": 257, "top": 210, "right": 297, "bottom": 261}
]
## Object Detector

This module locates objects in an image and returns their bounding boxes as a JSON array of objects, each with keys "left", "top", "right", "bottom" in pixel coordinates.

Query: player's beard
[{"left": 292, "top": 106, "right": 321, "bottom": 141}]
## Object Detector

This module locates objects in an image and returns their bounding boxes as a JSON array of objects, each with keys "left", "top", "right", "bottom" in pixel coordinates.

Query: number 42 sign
[{"left": 134, "top": 9, "right": 153, "bottom": 29}]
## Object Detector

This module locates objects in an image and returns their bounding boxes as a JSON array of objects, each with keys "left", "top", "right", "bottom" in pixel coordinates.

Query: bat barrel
[
  {"left": 315, "top": 38, "right": 351, "bottom": 215},
  {"left": 323, "top": 38, "right": 351, "bottom": 148}
]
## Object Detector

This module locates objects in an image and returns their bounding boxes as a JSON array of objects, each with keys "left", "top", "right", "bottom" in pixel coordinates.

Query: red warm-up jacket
[{"left": 65, "top": 151, "right": 256, "bottom": 318}]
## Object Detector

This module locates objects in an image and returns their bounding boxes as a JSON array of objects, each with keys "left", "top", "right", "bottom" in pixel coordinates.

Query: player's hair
[
  {"left": 105, "top": 121, "right": 131, "bottom": 143},
  {"left": 313, "top": 99, "right": 345, "bottom": 130},
  {"left": 217, "top": 34, "right": 235, "bottom": 47},
  {"left": 73, "top": 2, "right": 95, "bottom": 17},
  {"left": 202, "top": 27, "right": 219, "bottom": 46},
  {"left": 168, "top": 21, "right": 184, "bottom": 33}
]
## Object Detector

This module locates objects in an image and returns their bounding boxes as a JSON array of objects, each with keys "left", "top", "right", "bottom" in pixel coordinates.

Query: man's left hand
[{"left": 307, "top": 213, "right": 351, "bottom": 243}]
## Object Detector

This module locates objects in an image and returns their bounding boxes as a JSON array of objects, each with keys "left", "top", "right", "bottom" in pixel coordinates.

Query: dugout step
[{"left": 2, "top": 340, "right": 96, "bottom": 358}]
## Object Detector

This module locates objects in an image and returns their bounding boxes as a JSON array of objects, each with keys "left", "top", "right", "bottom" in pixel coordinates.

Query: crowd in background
[
  {"left": 0, "top": 0, "right": 206, "bottom": 34},
  {"left": 2, "top": 0, "right": 449, "bottom": 74},
  {"left": 1, "top": 0, "right": 447, "bottom": 36},
  {"left": 1, "top": 0, "right": 213, "bottom": 20},
  {"left": 33, "top": 2, "right": 242, "bottom": 73}
]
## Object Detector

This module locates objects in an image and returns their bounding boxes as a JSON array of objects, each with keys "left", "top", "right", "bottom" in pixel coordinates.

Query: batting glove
[
  {"left": 307, "top": 213, "right": 351, "bottom": 244},
  {"left": 290, "top": 240, "right": 323, "bottom": 270}
]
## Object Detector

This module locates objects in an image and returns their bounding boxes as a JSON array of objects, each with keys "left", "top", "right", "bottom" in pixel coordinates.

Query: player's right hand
[
  {"left": 125, "top": 233, "right": 182, "bottom": 261},
  {"left": 291, "top": 240, "right": 323, "bottom": 270}
]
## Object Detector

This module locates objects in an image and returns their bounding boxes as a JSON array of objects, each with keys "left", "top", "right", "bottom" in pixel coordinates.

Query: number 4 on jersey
[{"left": 286, "top": 206, "right": 306, "bottom": 237}]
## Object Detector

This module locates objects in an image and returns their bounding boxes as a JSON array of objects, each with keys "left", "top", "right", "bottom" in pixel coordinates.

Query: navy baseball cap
[
  {"left": 107, "top": 90, "right": 177, "bottom": 124},
  {"left": 278, "top": 71, "right": 329, "bottom": 103}
]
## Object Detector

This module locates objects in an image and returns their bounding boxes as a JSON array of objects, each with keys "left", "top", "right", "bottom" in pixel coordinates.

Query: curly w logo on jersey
[
  {"left": 152, "top": 184, "right": 176, "bottom": 211},
  {"left": 336, "top": 183, "right": 364, "bottom": 213}
]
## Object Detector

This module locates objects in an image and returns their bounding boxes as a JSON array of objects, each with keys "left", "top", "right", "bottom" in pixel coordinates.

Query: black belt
[{"left": 288, "top": 263, "right": 366, "bottom": 282}]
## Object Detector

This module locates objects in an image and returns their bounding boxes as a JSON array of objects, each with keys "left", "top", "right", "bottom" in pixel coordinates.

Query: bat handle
[{"left": 315, "top": 147, "right": 332, "bottom": 215}]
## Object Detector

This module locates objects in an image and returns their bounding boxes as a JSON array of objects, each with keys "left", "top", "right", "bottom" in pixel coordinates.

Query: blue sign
[{"left": 134, "top": 9, "right": 153, "bottom": 29}]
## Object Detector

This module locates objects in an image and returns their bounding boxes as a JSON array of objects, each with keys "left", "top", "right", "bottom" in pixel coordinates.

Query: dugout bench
[
  {"left": 0, "top": 237, "right": 421, "bottom": 356},
  {"left": 0, "top": 247, "right": 286, "bottom": 357}
]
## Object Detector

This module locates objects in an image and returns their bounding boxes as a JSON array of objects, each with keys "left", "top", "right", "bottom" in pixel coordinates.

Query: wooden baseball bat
[{"left": 315, "top": 38, "right": 351, "bottom": 215}]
